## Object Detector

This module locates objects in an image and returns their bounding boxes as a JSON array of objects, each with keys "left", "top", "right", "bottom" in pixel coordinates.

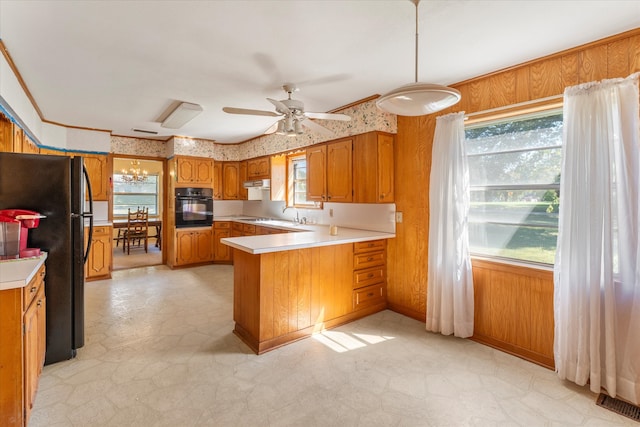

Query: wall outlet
[
  {"left": 329, "top": 208, "right": 333, "bottom": 218},
  {"left": 395, "top": 212, "right": 403, "bottom": 223}
]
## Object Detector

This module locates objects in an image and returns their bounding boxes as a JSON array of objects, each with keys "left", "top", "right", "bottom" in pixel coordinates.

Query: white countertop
[
  {"left": 220, "top": 221, "right": 394, "bottom": 254},
  {"left": 0, "top": 252, "right": 48, "bottom": 291}
]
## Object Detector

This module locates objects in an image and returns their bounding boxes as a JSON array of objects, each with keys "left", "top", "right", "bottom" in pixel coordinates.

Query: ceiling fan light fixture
[
  {"left": 376, "top": 0, "right": 461, "bottom": 116},
  {"left": 275, "top": 120, "right": 286, "bottom": 135},
  {"left": 294, "top": 119, "right": 303, "bottom": 135},
  {"left": 161, "top": 102, "right": 203, "bottom": 129}
]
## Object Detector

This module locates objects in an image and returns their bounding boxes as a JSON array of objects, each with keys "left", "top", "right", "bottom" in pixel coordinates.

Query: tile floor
[{"left": 30, "top": 265, "right": 637, "bottom": 427}]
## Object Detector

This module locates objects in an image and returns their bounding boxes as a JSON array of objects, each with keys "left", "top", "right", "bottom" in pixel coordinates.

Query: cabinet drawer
[
  {"left": 353, "top": 266, "right": 385, "bottom": 289},
  {"left": 93, "top": 226, "right": 110, "bottom": 236},
  {"left": 354, "top": 240, "right": 386, "bottom": 254},
  {"left": 353, "top": 250, "right": 385, "bottom": 270},
  {"left": 353, "top": 283, "right": 385, "bottom": 310},
  {"left": 243, "top": 224, "right": 256, "bottom": 234},
  {"left": 23, "top": 264, "right": 45, "bottom": 311},
  {"left": 232, "top": 222, "right": 244, "bottom": 232},
  {"left": 214, "top": 221, "right": 231, "bottom": 229}
]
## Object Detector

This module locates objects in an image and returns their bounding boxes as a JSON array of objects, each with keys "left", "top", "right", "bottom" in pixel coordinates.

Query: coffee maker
[{"left": 0, "top": 209, "right": 44, "bottom": 259}]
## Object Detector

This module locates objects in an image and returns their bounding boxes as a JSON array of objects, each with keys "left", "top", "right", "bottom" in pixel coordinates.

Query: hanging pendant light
[{"left": 376, "top": 0, "right": 460, "bottom": 116}]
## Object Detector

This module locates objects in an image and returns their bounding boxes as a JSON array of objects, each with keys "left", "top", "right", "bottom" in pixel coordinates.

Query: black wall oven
[{"left": 175, "top": 187, "right": 213, "bottom": 228}]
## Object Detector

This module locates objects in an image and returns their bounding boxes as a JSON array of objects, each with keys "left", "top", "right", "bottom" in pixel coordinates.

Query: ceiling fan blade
[
  {"left": 304, "top": 112, "right": 351, "bottom": 121},
  {"left": 222, "top": 107, "right": 280, "bottom": 117},
  {"left": 300, "top": 118, "right": 334, "bottom": 137},
  {"left": 267, "top": 98, "right": 291, "bottom": 115},
  {"left": 264, "top": 121, "right": 279, "bottom": 135}
]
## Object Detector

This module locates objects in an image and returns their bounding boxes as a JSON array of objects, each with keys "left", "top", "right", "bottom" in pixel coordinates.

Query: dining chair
[{"left": 123, "top": 207, "right": 149, "bottom": 254}]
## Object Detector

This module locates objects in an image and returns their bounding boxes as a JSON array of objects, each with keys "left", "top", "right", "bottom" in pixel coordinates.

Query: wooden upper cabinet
[
  {"left": 213, "top": 162, "right": 223, "bottom": 199},
  {"left": 12, "top": 124, "right": 24, "bottom": 153},
  {"left": 353, "top": 132, "right": 395, "bottom": 203},
  {"left": 306, "top": 139, "right": 352, "bottom": 203},
  {"left": 239, "top": 160, "right": 248, "bottom": 200},
  {"left": 222, "top": 162, "right": 240, "bottom": 200},
  {"left": 82, "top": 154, "right": 110, "bottom": 201},
  {"left": 326, "top": 138, "right": 353, "bottom": 203},
  {"left": 0, "top": 115, "right": 13, "bottom": 152},
  {"left": 22, "top": 137, "right": 40, "bottom": 155},
  {"left": 306, "top": 144, "right": 327, "bottom": 202},
  {"left": 175, "top": 156, "right": 213, "bottom": 187},
  {"left": 247, "top": 157, "right": 270, "bottom": 179}
]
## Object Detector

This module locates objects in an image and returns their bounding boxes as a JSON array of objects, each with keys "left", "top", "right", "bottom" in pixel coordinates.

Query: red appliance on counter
[{"left": 0, "top": 208, "right": 45, "bottom": 258}]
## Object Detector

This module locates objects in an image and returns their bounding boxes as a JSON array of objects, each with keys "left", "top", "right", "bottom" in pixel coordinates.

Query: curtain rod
[{"left": 465, "top": 94, "right": 563, "bottom": 118}]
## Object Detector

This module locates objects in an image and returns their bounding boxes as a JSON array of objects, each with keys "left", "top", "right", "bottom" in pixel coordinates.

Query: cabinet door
[
  {"left": 195, "top": 159, "right": 213, "bottom": 185},
  {"left": 353, "top": 133, "right": 378, "bottom": 203},
  {"left": 247, "top": 157, "right": 270, "bottom": 179},
  {"left": 175, "top": 231, "right": 195, "bottom": 265},
  {"left": 239, "top": 161, "right": 248, "bottom": 200},
  {"left": 194, "top": 230, "right": 213, "bottom": 263},
  {"left": 0, "top": 115, "right": 12, "bottom": 152},
  {"left": 306, "top": 144, "right": 327, "bottom": 202},
  {"left": 176, "top": 157, "right": 195, "bottom": 184},
  {"left": 326, "top": 139, "right": 352, "bottom": 202},
  {"left": 214, "top": 229, "right": 231, "bottom": 261},
  {"left": 377, "top": 134, "right": 394, "bottom": 202},
  {"left": 86, "top": 226, "right": 112, "bottom": 280},
  {"left": 222, "top": 162, "right": 239, "bottom": 200},
  {"left": 23, "top": 285, "right": 45, "bottom": 424},
  {"left": 213, "top": 162, "right": 223, "bottom": 199},
  {"left": 83, "top": 154, "right": 110, "bottom": 201}
]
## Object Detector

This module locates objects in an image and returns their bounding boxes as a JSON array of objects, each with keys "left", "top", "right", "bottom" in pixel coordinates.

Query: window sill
[{"left": 471, "top": 255, "right": 554, "bottom": 274}]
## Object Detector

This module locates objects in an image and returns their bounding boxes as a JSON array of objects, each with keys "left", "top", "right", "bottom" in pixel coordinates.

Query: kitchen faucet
[{"left": 282, "top": 206, "right": 299, "bottom": 223}]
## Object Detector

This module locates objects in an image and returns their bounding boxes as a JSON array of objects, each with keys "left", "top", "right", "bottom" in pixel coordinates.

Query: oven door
[{"left": 175, "top": 196, "right": 213, "bottom": 228}]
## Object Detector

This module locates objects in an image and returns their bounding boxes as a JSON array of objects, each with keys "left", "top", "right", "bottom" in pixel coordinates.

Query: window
[
  {"left": 113, "top": 174, "right": 159, "bottom": 217},
  {"left": 287, "top": 154, "right": 315, "bottom": 208},
  {"left": 465, "top": 109, "right": 563, "bottom": 264}
]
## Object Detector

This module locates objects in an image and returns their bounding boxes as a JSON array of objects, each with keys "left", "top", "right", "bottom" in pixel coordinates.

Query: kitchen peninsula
[{"left": 221, "top": 222, "right": 394, "bottom": 354}]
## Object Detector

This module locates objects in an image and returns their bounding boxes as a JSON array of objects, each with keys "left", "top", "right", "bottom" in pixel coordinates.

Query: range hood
[{"left": 243, "top": 179, "right": 270, "bottom": 189}]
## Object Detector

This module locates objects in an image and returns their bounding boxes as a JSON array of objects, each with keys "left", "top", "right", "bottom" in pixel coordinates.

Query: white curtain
[
  {"left": 427, "top": 111, "right": 474, "bottom": 338},
  {"left": 554, "top": 73, "right": 640, "bottom": 405}
]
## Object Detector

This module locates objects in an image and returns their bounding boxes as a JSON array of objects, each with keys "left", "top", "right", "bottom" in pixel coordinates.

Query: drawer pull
[
  {"left": 368, "top": 243, "right": 374, "bottom": 247},
  {"left": 367, "top": 292, "right": 374, "bottom": 297},
  {"left": 367, "top": 273, "right": 374, "bottom": 278},
  {"left": 367, "top": 257, "right": 373, "bottom": 261},
  {"left": 37, "top": 300, "right": 43, "bottom": 307},
  {"left": 40, "top": 270, "right": 45, "bottom": 277},
  {"left": 30, "top": 286, "right": 37, "bottom": 293}
]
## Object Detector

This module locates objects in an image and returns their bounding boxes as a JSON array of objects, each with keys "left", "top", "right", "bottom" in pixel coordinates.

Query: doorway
[{"left": 112, "top": 157, "right": 164, "bottom": 270}]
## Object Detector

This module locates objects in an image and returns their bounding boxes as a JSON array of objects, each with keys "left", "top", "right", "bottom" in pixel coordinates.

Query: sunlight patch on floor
[{"left": 312, "top": 329, "right": 395, "bottom": 352}]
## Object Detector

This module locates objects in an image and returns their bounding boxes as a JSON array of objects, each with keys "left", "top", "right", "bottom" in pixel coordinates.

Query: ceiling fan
[{"left": 222, "top": 84, "right": 351, "bottom": 137}]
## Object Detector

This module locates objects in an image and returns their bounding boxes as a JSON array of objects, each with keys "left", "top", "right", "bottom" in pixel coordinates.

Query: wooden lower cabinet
[
  {"left": 174, "top": 228, "right": 213, "bottom": 266},
  {"left": 85, "top": 226, "right": 112, "bottom": 281},
  {"left": 0, "top": 262, "right": 46, "bottom": 427},
  {"left": 232, "top": 240, "right": 387, "bottom": 354},
  {"left": 213, "top": 222, "right": 232, "bottom": 263}
]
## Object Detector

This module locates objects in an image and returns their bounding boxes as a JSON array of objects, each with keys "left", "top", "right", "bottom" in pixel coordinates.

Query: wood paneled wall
[{"left": 387, "top": 28, "right": 640, "bottom": 367}]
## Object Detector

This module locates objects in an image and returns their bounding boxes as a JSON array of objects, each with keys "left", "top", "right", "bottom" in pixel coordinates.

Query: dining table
[{"left": 112, "top": 218, "right": 162, "bottom": 249}]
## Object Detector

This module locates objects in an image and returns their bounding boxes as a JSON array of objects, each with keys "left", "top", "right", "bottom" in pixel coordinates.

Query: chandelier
[{"left": 120, "top": 160, "right": 148, "bottom": 183}]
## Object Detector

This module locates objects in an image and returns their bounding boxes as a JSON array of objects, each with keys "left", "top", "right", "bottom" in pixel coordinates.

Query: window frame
[{"left": 286, "top": 153, "right": 318, "bottom": 209}]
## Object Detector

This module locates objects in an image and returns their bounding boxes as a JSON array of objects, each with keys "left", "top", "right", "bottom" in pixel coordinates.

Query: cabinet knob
[
  {"left": 367, "top": 257, "right": 373, "bottom": 261},
  {"left": 367, "top": 292, "right": 374, "bottom": 297},
  {"left": 327, "top": 195, "right": 332, "bottom": 200},
  {"left": 367, "top": 273, "right": 374, "bottom": 278},
  {"left": 30, "top": 286, "right": 37, "bottom": 293},
  {"left": 37, "top": 300, "right": 43, "bottom": 307}
]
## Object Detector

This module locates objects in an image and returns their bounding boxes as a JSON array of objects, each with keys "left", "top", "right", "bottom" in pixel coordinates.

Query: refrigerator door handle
[{"left": 82, "top": 165, "right": 94, "bottom": 264}]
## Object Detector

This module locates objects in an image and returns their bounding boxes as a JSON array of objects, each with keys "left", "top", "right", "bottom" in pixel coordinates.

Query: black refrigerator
[{"left": 0, "top": 152, "right": 93, "bottom": 365}]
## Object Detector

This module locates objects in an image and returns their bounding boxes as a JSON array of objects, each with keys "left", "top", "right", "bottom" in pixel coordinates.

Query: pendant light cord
[{"left": 413, "top": 0, "right": 420, "bottom": 83}]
